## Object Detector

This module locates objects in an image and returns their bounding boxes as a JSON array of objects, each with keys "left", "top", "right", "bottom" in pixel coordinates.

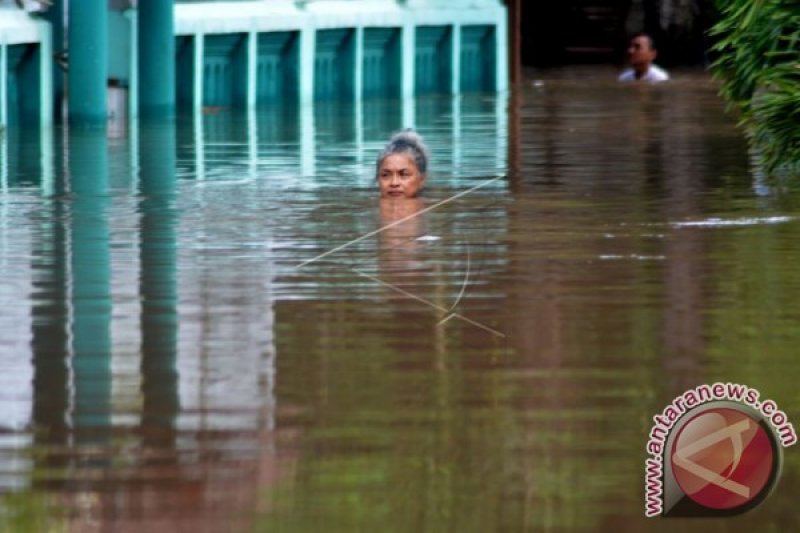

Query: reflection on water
[{"left": 2, "top": 70, "right": 800, "bottom": 531}]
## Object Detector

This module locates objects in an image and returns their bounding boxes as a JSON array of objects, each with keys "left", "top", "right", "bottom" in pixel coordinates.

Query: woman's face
[{"left": 378, "top": 153, "right": 425, "bottom": 198}]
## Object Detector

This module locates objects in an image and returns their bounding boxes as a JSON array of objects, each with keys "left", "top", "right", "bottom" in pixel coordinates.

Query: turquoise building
[{"left": 0, "top": 0, "right": 508, "bottom": 127}]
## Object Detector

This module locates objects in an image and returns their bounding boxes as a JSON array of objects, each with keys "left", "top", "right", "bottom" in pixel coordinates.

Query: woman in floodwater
[
  {"left": 376, "top": 129, "right": 430, "bottom": 198},
  {"left": 376, "top": 130, "right": 429, "bottom": 287}
]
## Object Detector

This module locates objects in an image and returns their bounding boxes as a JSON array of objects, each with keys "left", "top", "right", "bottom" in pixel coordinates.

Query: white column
[
  {"left": 247, "top": 31, "right": 258, "bottom": 108},
  {"left": 299, "top": 24, "right": 315, "bottom": 105},
  {"left": 494, "top": 7, "right": 508, "bottom": 92},
  {"left": 401, "top": 22, "right": 414, "bottom": 99},
  {"left": 354, "top": 26, "right": 363, "bottom": 100},
  {"left": 38, "top": 20, "right": 53, "bottom": 127},
  {"left": 127, "top": 10, "right": 138, "bottom": 120},
  {"left": 451, "top": 24, "right": 460, "bottom": 95},
  {"left": 193, "top": 33, "right": 204, "bottom": 112},
  {"left": 0, "top": 43, "right": 7, "bottom": 127}
]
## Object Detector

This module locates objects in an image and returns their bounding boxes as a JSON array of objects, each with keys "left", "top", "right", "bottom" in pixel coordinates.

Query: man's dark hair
[{"left": 631, "top": 32, "right": 657, "bottom": 51}]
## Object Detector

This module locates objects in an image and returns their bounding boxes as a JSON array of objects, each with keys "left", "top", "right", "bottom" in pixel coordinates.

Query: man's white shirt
[{"left": 618, "top": 65, "right": 670, "bottom": 83}]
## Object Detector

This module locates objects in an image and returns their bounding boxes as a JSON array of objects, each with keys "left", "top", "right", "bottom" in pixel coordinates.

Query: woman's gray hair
[{"left": 375, "top": 129, "right": 430, "bottom": 178}]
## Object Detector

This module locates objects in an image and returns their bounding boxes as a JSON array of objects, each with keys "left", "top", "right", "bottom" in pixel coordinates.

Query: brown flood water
[{"left": 1, "top": 66, "right": 800, "bottom": 531}]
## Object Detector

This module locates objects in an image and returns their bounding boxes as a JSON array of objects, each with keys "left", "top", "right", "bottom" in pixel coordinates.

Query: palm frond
[{"left": 710, "top": 0, "right": 800, "bottom": 176}]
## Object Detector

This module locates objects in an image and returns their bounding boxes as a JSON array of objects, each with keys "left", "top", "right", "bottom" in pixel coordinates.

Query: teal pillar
[
  {"left": 68, "top": 129, "right": 112, "bottom": 439},
  {"left": 138, "top": 0, "right": 175, "bottom": 117},
  {"left": 68, "top": 0, "right": 108, "bottom": 125}
]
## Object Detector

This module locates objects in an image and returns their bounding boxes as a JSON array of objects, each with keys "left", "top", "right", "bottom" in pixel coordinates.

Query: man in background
[{"left": 619, "top": 33, "right": 670, "bottom": 82}]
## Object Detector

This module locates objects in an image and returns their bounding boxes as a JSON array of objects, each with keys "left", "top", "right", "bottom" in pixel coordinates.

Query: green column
[
  {"left": 138, "top": 0, "right": 175, "bottom": 117},
  {"left": 68, "top": 0, "right": 108, "bottom": 125}
]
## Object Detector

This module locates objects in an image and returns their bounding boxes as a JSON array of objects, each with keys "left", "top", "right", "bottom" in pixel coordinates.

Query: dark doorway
[
  {"left": 521, "top": 1, "right": 630, "bottom": 66},
  {"left": 519, "top": 1, "right": 717, "bottom": 67}
]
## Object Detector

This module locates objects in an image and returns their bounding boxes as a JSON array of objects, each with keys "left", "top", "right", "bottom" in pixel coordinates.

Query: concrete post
[
  {"left": 193, "top": 34, "right": 204, "bottom": 113},
  {"left": 354, "top": 27, "right": 363, "bottom": 100},
  {"left": 495, "top": 7, "right": 508, "bottom": 92},
  {"left": 138, "top": 0, "right": 175, "bottom": 117},
  {"left": 0, "top": 45, "right": 7, "bottom": 127},
  {"left": 401, "top": 23, "right": 414, "bottom": 99},
  {"left": 451, "top": 24, "right": 461, "bottom": 94},
  {"left": 299, "top": 25, "right": 315, "bottom": 105},
  {"left": 68, "top": 0, "right": 108, "bottom": 125}
]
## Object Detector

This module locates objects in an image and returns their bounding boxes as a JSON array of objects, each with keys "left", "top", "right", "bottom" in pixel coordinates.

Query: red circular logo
[{"left": 670, "top": 407, "right": 776, "bottom": 510}]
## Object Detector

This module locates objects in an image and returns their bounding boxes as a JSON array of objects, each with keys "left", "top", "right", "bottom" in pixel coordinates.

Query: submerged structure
[{"left": 0, "top": 0, "right": 508, "bottom": 127}]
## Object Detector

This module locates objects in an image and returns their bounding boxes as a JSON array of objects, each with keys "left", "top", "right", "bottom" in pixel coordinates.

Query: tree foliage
[{"left": 710, "top": 0, "right": 800, "bottom": 176}]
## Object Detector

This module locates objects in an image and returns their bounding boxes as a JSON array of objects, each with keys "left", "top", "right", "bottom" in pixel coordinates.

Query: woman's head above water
[{"left": 376, "top": 129, "right": 430, "bottom": 198}]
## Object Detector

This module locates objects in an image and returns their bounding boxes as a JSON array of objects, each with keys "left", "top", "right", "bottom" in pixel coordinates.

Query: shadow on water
[{"left": 2, "top": 68, "right": 800, "bottom": 531}]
